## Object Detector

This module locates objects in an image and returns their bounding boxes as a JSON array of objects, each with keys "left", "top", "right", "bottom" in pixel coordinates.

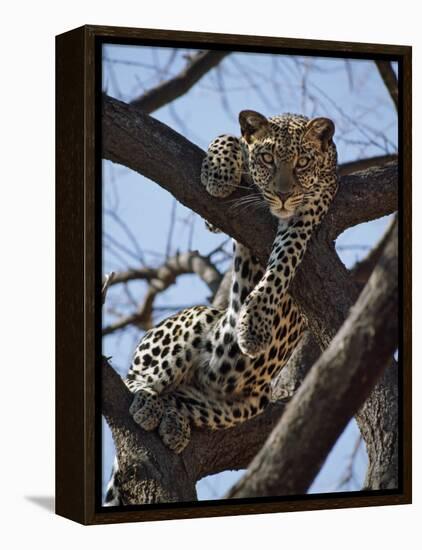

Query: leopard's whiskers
[
  {"left": 226, "top": 192, "right": 264, "bottom": 206},
  {"left": 228, "top": 194, "right": 268, "bottom": 215}
]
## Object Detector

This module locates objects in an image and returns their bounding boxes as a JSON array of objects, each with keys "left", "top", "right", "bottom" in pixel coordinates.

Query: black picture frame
[{"left": 56, "top": 25, "right": 412, "bottom": 525}]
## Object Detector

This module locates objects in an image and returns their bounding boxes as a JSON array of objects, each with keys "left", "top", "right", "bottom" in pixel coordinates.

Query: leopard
[{"left": 104, "top": 109, "right": 338, "bottom": 506}]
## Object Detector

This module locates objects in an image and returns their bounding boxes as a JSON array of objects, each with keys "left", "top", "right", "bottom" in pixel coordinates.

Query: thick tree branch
[
  {"left": 356, "top": 360, "right": 399, "bottom": 490},
  {"left": 338, "top": 154, "right": 397, "bottom": 176},
  {"left": 130, "top": 51, "right": 230, "bottom": 113},
  {"left": 288, "top": 223, "right": 399, "bottom": 492},
  {"left": 102, "top": 95, "right": 397, "bottom": 260},
  {"left": 227, "top": 221, "right": 398, "bottom": 498}
]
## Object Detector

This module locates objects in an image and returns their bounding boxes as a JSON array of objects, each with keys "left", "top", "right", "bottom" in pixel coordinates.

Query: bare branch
[
  {"left": 130, "top": 50, "right": 230, "bottom": 113},
  {"left": 101, "top": 272, "right": 115, "bottom": 304},
  {"left": 103, "top": 251, "right": 222, "bottom": 335},
  {"left": 211, "top": 268, "right": 232, "bottom": 310},
  {"left": 375, "top": 61, "right": 399, "bottom": 111},
  {"left": 104, "top": 208, "right": 146, "bottom": 265},
  {"left": 109, "top": 266, "right": 161, "bottom": 285},
  {"left": 165, "top": 198, "right": 177, "bottom": 258}
]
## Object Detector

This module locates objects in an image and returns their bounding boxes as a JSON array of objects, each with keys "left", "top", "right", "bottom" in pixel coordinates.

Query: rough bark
[
  {"left": 102, "top": 95, "right": 399, "bottom": 498},
  {"left": 356, "top": 361, "right": 399, "bottom": 490},
  {"left": 272, "top": 331, "right": 321, "bottom": 401},
  {"left": 338, "top": 154, "right": 397, "bottom": 176},
  {"left": 227, "top": 222, "right": 398, "bottom": 498}
]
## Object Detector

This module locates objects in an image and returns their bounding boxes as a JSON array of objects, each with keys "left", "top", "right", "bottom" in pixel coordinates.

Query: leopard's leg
[
  {"left": 136, "top": 296, "right": 306, "bottom": 454},
  {"left": 228, "top": 241, "right": 264, "bottom": 317},
  {"left": 200, "top": 135, "right": 264, "bottom": 343},
  {"left": 176, "top": 384, "right": 272, "bottom": 429},
  {"left": 236, "top": 211, "right": 320, "bottom": 358},
  {"left": 200, "top": 133, "right": 264, "bottom": 312},
  {"left": 127, "top": 306, "right": 222, "bottom": 432},
  {"left": 200, "top": 132, "right": 266, "bottom": 348},
  {"left": 156, "top": 384, "right": 272, "bottom": 453},
  {"left": 193, "top": 239, "right": 265, "bottom": 390},
  {"left": 201, "top": 134, "right": 245, "bottom": 232}
]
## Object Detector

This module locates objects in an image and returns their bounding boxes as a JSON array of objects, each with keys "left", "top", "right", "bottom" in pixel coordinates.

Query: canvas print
[{"left": 101, "top": 44, "right": 399, "bottom": 507}]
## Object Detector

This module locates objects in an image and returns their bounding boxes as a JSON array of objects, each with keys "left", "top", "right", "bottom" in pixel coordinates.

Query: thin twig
[
  {"left": 101, "top": 272, "right": 115, "bottom": 305},
  {"left": 131, "top": 50, "right": 230, "bottom": 113}
]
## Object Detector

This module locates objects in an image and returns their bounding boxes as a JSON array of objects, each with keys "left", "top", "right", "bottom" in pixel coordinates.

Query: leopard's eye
[
  {"left": 296, "top": 156, "right": 310, "bottom": 169},
  {"left": 260, "top": 152, "right": 274, "bottom": 164}
]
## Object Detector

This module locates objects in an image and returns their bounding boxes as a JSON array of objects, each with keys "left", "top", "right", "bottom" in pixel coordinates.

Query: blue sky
[{"left": 101, "top": 44, "right": 397, "bottom": 501}]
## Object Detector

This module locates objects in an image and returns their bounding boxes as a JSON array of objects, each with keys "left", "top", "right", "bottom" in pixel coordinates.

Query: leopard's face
[{"left": 239, "top": 111, "right": 338, "bottom": 220}]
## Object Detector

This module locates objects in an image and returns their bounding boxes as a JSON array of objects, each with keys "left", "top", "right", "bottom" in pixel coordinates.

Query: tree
[{"left": 101, "top": 48, "right": 399, "bottom": 504}]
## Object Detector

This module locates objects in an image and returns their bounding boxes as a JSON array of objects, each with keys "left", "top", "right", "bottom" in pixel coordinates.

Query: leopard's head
[{"left": 239, "top": 110, "right": 338, "bottom": 220}]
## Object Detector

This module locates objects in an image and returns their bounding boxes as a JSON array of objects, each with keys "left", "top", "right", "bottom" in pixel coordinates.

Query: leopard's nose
[
  {"left": 276, "top": 162, "right": 296, "bottom": 195},
  {"left": 278, "top": 192, "right": 292, "bottom": 202}
]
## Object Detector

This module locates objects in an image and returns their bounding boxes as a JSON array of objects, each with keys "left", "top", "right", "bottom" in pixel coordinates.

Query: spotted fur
[{"left": 104, "top": 110, "right": 338, "bottom": 506}]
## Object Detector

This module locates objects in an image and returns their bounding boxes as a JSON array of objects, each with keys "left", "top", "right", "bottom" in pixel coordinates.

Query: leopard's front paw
[
  {"left": 158, "top": 409, "right": 191, "bottom": 454},
  {"left": 237, "top": 307, "right": 271, "bottom": 358},
  {"left": 200, "top": 135, "right": 243, "bottom": 199},
  {"left": 130, "top": 390, "right": 164, "bottom": 431},
  {"left": 237, "top": 324, "right": 270, "bottom": 358}
]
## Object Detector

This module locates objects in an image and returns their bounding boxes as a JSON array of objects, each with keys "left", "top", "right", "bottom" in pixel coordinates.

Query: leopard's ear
[
  {"left": 303, "top": 117, "right": 335, "bottom": 152},
  {"left": 239, "top": 110, "right": 270, "bottom": 143}
]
